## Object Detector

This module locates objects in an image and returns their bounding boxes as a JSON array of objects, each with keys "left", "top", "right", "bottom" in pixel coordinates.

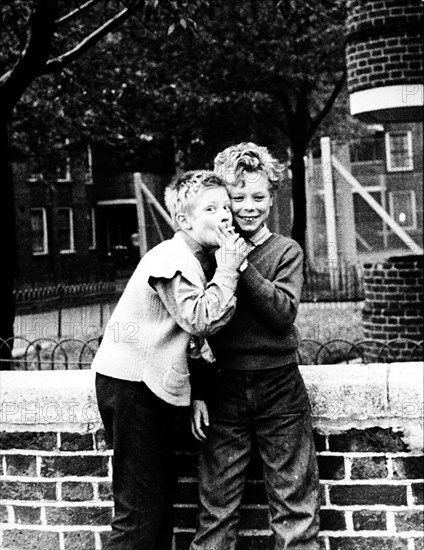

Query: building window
[
  {"left": 88, "top": 207, "right": 96, "bottom": 249},
  {"left": 389, "top": 191, "right": 417, "bottom": 230},
  {"left": 31, "top": 208, "right": 48, "bottom": 255},
  {"left": 27, "top": 158, "right": 43, "bottom": 183},
  {"left": 385, "top": 131, "right": 413, "bottom": 172},
  {"left": 57, "top": 139, "right": 71, "bottom": 182},
  {"left": 57, "top": 207, "right": 75, "bottom": 253},
  {"left": 86, "top": 143, "right": 94, "bottom": 185},
  {"left": 350, "top": 137, "right": 385, "bottom": 163}
]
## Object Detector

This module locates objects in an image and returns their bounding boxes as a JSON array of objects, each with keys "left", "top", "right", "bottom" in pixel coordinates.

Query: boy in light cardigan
[
  {"left": 92, "top": 170, "right": 247, "bottom": 550},
  {"left": 190, "top": 144, "right": 320, "bottom": 550}
]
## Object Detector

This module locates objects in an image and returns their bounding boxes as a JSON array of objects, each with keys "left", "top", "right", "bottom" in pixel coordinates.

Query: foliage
[
  {"left": 4, "top": 0, "right": 355, "bottom": 172},
  {"left": 1, "top": 1, "right": 207, "bottom": 166},
  {"left": 135, "top": 0, "right": 350, "bottom": 160}
]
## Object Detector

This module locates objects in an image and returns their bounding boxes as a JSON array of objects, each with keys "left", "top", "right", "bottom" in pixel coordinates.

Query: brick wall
[
  {"left": 346, "top": 0, "right": 423, "bottom": 93},
  {"left": 1, "top": 367, "right": 423, "bottom": 550},
  {"left": 362, "top": 255, "right": 423, "bottom": 362},
  {"left": 0, "top": 431, "right": 111, "bottom": 550}
]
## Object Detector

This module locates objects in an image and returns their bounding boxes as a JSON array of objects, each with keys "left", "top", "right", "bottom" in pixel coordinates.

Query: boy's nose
[
  {"left": 243, "top": 198, "right": 255, "bottom": 211},
  {"left": 221, "top": 209, "right": 231, "bottom": 222}
]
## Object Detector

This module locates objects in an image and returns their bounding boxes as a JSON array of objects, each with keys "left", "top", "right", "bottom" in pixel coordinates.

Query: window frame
[
  {"left": 56, "top": 138, "right": 72, "bottom": 182},
  {"left": 85, "top": 143, "right": 94, "bottom": 185},
  {"left": 385, "top": 131, "right": 414, "bottom": 172},
  {"left": 88, "top": 207, "right": 97, "bottom": 250},
  {"left": 388, "top": 190, "right": 417, "bottom": 231},
  {"left": 350, "top": 136, "right": 385, "bottom": 164},
  {"left": 30, "top": 208, "right": 49, "bottom": 256},
  {"left": 57, "top": 207, "right": 75, "bottom": 254}
]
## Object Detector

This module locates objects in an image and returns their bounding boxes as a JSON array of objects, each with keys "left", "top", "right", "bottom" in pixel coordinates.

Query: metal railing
[
  {"left": 0, "top": 337, "right": 422, "bottom": 371},
  {"left": 15, "top": 281, "right": 119, "bottom": 315},
  {"left": 15, "top": 281, "right": 117, "bottom": 302}
]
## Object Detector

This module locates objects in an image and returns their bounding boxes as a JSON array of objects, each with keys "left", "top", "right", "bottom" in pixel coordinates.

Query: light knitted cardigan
[{"left": 91, "top": 232, "right": 238, "bottom": 406}]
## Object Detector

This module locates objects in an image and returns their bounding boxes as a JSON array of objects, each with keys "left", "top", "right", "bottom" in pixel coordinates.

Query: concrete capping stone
[
  {"left": 1, "top": 364, "right": 423, "bottom": 436},
  {"left": 0, "top": 370, "right": 100, "bottom": 433}
]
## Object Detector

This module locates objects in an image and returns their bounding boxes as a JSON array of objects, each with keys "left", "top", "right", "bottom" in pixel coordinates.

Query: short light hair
[
  {"left": 214, "top": 142, "right": 284, "bottom": 191},
  {"left": 164, "top": 170, "right": 227, "bottom": 228}
]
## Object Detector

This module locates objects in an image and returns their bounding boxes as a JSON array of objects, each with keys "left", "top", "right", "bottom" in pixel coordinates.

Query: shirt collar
[
  {"left": 247, "top": 224, "right": 272, "bottom": 248},
  {"left": 176, "top": 230, "right": 212, "bottom": 272}
]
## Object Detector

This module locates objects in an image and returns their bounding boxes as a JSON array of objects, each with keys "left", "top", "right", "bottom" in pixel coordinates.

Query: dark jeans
[
  {"left": 96, "top": 373, "right": 177, "bottom": 550},
  {"left": 190, "top": 364, "right": 320, "bottom": 550}
]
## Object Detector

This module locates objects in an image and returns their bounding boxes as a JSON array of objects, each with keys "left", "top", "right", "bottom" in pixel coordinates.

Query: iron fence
[
  {"left": 14, "top": 281, "right": 119, "bottom": 316},
  {"left": 0, "top": 337, "right": 421, "bottom": 371}
]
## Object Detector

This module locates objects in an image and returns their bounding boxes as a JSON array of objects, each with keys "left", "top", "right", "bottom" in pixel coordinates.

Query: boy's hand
[
  {"left": 216, "top": 222, "right": 238, "bottom": 241},
  {"left": 215, "top": 224, "right": 248, "bottom": 271},
  {"left": 191, "top": 400, "right": 209, "bottom": 441}
]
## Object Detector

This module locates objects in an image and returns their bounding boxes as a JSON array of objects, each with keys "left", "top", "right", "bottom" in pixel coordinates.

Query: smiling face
[
  {"left": 178, "top": 187, "right": 232, "bottom": 248},
  {"left": 228, "top": 171, "right": 273, "bottom": 237}
]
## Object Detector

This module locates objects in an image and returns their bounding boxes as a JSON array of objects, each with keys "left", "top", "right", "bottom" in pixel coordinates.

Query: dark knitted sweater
[{"left": 208, "top": 233, "right": 304, "bottom": 370}]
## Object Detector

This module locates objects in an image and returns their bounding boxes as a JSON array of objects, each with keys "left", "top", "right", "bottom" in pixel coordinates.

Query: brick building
[
  {"left": 13, "top": 145, "right": 101, "bottom": 286},
  {"left": 307, "top": 121, "right": 423, "bottom": 263},
  {"left": 12, "top": 144, "right": 174, "bottom": 287}
]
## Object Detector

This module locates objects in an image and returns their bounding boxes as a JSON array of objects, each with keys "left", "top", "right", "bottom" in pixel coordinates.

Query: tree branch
[
  {"left": 306, "top": 68, "right": 346, "bottom": 143},
  {"left": 42, "top": 8, "right": 133, "bottom": 74},
  {"left": 0, "top": 0, "right": 58, "bottom": 114},
  {"left": 56, "top": 0, "right": 101, "bottom": 28}
]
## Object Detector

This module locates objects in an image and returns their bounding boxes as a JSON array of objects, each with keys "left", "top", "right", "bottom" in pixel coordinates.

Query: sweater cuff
[{"left": 239, "top": 261, "right": 262, "bottom": 289}]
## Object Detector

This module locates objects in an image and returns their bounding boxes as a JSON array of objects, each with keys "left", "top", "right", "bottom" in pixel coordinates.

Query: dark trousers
[
  {"left": 96, "top": 373, "right": 177, "bottom": 550},
  {"left": 190, "top": 364, "right": 320, "bottom": 550}
]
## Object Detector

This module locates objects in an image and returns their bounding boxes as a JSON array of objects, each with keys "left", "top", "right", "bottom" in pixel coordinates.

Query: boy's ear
[{"left": 175, "top": 212, "right": 192, "bottom": 230}]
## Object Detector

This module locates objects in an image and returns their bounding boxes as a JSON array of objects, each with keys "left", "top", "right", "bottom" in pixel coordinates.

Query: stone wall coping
[{"left": 1, "top": 364, "right": 423, "bottom": 441}]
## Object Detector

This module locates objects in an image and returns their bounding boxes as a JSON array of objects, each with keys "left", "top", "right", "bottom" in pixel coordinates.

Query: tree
[
  {"left": 113, "top": 0, "right": 349, "bottom": 250},
  {"left": 182, "top": 0, "right": 349, "bottom": 251},
  {"left": 0, "top": 0, "right": 206, "bottom": 365},
  {"left": 7, "top": 1, "right": 352, "bottom": 251}
]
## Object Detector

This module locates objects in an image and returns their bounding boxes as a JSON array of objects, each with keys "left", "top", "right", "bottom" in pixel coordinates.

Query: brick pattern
[
  {"left": 1, "top": 427, "right": 423, "bottom": 550},
  {"left": 346, "top": 0, "right": 423, "bottom": 93},
  {"left": 361, "top": 256, "right": 423, "bottom": 362},
  {"left": 0, "top": 429, "right": 111, "bottom": 550}
]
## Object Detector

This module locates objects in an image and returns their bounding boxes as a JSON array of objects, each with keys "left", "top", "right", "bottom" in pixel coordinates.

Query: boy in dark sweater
[{"left": 190, "top": 143, "right": 320, "bottom": 550}]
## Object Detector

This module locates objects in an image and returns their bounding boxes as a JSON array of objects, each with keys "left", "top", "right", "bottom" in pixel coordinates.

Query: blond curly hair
[
  {"left": 164, "top": 170, "right": 226, "bottom": 229},
  {"left": 214, "top": 142, "right": 285, "bottom": 191}
]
